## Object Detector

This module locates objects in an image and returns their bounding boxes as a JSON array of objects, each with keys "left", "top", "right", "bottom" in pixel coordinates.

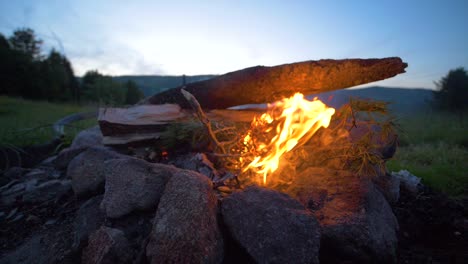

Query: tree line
[{"left": 0, "top": 28, "right": 143, "bottom": 105}]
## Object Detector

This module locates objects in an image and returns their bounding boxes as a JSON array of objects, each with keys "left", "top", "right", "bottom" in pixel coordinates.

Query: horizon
[{"left": 1, "top": 0, "right": 467, "bottom": 90}]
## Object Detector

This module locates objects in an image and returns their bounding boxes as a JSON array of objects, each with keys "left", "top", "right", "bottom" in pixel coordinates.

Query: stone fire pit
[{"left": 1, "top": 58, "right": 465, "bottom": 264}]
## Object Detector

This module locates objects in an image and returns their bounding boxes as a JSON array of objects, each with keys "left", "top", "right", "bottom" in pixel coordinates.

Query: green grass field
[
  {"left": 387, "top": 110, "right": 468, "bottom": 197},
  {"left": 0, "top": 96, "right": 97, "bottom": 147}
]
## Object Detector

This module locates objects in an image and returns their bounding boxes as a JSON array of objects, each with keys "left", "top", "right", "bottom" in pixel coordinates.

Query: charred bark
[{"left": 142, "top": 57, "right": 407, "bottom": 109}]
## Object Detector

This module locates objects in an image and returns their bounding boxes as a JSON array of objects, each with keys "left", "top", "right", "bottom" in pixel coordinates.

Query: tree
[
  {"left": 0, "top": 31, "right": 40, "bottom": 98},
  {"left": 39, "top": 49, "right": 79, "bottom": 101},
  {"left": 434, "top": 67, "right": 468, "bottom": 113},
  {"left": 0, "top": 33, "right": 14, "bottom": 95},
  {"left": 81, "top": 70, "right": 103, "bottom": 102},
  {"left": 124, "top": 80, "right": 144, "bottom": 104},
  {"left": 62, "top": 56, "right": 80, "bottom": 103},
  {"left": 0, "top": 28, "right": 80, "bottom": 101},
  {"left": 42, "top": 50, "right": 66, "bottom": 99},
  {"left": 80, "top": 70, "right": 126, "bottom": 105},
  {"left": 8, "top": 28, "right": 43, "bottom": 61}
]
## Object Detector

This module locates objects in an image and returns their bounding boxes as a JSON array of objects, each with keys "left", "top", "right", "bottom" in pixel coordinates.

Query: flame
[{"left": 243, "top": 93, "right": 335, "bottom": 184}]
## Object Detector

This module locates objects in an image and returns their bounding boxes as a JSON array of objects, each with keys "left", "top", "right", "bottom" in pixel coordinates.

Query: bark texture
[{"left": 143, "top": 57, "right": 407, "bottom": 109}]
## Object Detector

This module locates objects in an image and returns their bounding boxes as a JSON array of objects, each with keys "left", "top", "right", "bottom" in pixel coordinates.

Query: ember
[{"left": 242, "top": 93, "right": 335, "bottom": 184}]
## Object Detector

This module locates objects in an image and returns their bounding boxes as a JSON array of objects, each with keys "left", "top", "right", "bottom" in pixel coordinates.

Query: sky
[{"left": 0, "top": 0, "right": 467, "bottom": 89}]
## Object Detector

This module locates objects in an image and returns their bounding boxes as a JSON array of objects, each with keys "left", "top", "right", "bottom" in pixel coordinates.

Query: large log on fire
[{"left": 142, "top": 57, "right": 407, "bottom": 109}]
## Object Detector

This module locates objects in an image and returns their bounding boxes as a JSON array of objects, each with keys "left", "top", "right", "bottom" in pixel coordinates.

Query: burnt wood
[{"left": 142, "top": 57, "right": 407, "bottom": 109}]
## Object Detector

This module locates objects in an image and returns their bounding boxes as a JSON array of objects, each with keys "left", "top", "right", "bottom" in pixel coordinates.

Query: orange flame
[{"left": 243, "top": 93, "right": 335, "bottom": 184}]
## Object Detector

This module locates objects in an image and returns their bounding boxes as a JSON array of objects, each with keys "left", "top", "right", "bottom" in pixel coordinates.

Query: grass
[
  {"left": 0, "top": 96, "right": 97, "bottom": 147},
  {"left": 396, "top": 110, "right": 468, "bottom": 147},
  {"left": 387, "top": 110, "right": 468, "bottom": 197}
]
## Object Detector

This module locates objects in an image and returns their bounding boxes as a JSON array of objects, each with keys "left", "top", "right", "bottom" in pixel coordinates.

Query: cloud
[{"left": 68, "top": 42, "right": 165, "bottom": 76}]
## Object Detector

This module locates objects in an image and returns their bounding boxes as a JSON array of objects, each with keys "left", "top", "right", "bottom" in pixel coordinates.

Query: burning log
[{"left": 142, "top": 57, "right": 407, "bottom": 109}]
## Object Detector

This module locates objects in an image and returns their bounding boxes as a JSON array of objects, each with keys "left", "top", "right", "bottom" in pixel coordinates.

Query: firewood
[
  {"left": 102, "top": 133, "right": 162, "bottom": 146},
  {"left": 142, "top": 57, "right": 407, "bottom": 109},
  {"left": 98, "top": 105, "right": 260, "bottom": 146},
  {"left": 98, "top": 104, "right": 189, "bottom": 136}
]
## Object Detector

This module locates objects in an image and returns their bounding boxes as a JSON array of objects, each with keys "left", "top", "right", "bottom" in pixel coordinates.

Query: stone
[
  {"left": 67, "top": 146, "right": 122, "bottom": 198},
  {"left": 73, "top": 195, "right": 105, "bottom": 250},
  {"left": 221, "top": 186, "right": 321, "bottom": 264},
  {"left": 286, "top": 167, "right": 399, "bottom": 264},
  {"left": 55, "top": 147, "right": 87, "bottom": 170},
  {"left": 26, "top": 214, "right": 41, "bottom": 223},
  {"left": 392, "top": 169, "right": 421, "bottom": 194},
  {"left": 11, "top": 213, "right": 24, "bottom": 222},
  {"left": 101, "top": 158, "right": 178, "bottom": 219},
  {"left": 22, "top": 179, "right": 72, "bottom": 204},
  {"left": 24, "top": 178, "right": 39, "bottom": 191},
  {"left": 374, "top": 172, "right": 401, "bottom": 204},
  {"left": 1, "top": 182, "right": 25, "bottom": 196},
  {"left": 146, "top": 170, "right": 223, "bottom": 264},
  {"left": 24, "top": 167, "right": 62, "bottom": 180},
  {"left": 81, "top": 226, "right": 132, "bottom": 264},
  {"left": 6, "top": 208, "right": 18, "bottom": 219},
  {"left": 23, "top": 169, "right": 47, "bottom": 180},
  {"left": 39, "top": 155, "right": 57, "bottom": 167},
  {"left": 45, "top": 219, "right": 57, "bottom": 225},
  {"left": 169, "top": 153, "right": 219, "bottom": 179},
  {"left": 70, "top": 126, "right": 103, "bottom": 149},
  {"left": 1, "top": 182, "right": 26, "bottom": 206}
]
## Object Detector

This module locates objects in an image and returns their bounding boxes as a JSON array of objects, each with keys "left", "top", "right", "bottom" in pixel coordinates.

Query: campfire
[
  {"left": 3, "top": 57, "right": 466, "bottom": 264},
  {"left": 99, "top": 57, "right": 406, "bottom": 188},
  {"left": 94, "top": 57, "right": 408, "bottom": 263}
]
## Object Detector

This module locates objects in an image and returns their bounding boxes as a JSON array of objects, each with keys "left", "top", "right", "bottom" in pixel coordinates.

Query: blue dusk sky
[{"left": 0, "top": 0, "right": 467, "bottom": 89}]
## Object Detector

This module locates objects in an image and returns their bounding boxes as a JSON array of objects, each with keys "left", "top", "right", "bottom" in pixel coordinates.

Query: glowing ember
[{"left": 243, "top": 93, "right": 335, "bottom": 184}]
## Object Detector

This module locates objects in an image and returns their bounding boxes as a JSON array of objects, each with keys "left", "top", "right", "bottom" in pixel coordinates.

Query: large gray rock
[
  {"left": 71, "top": 126, "right": 103, "bottom": 149},
  {"left": 221, "top": 186, "right": 321, "bottom": 264},
  {"left": 374, "top": 172, "right": 401, "bottom": 204},
  {"left": 67, "top": 147, "right": 122, "bottom": 198},
  {"left": 81, "top": 226, "right": 132, "bottom": 264},
  {"left": 392, "top": 169, "right": 422, "bottom": 194},
  {"left": 100, "top": 158, "right": 178, "bottom": 219},
  {"left": 169, "top": 153, "right": 219, "bottom": 180},
  {"left": 146, "top": 170, "right": 223, "bottom": 264},
  {"left": 287, "top": 167, "right": 399, "bottom": 264},
  {"left": 55, "top": 147, "right": 87, "bottom": 170},
  {"left": 73, "top": 195, "right": 105, "bottom": 251}
]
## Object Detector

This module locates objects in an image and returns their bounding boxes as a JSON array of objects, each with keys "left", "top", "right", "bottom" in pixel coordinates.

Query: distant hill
[
  {"left": 112, "top": 75, "right": 217, "bottom": 96},
  {"left": 311, "top": 86, "right": 434, "bottom": 113}
]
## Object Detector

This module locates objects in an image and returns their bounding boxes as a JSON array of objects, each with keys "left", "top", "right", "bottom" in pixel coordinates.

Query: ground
[{"left": 0, "top": 96, "right": 96, "bottom": 147}]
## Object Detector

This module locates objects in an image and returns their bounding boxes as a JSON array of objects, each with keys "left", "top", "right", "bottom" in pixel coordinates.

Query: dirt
[
  {"left": 394, "top": 186, "right": 467, "bottom": 263},
  {"left": 0, "top": 192, "right": 79, "bottom": 263}
]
